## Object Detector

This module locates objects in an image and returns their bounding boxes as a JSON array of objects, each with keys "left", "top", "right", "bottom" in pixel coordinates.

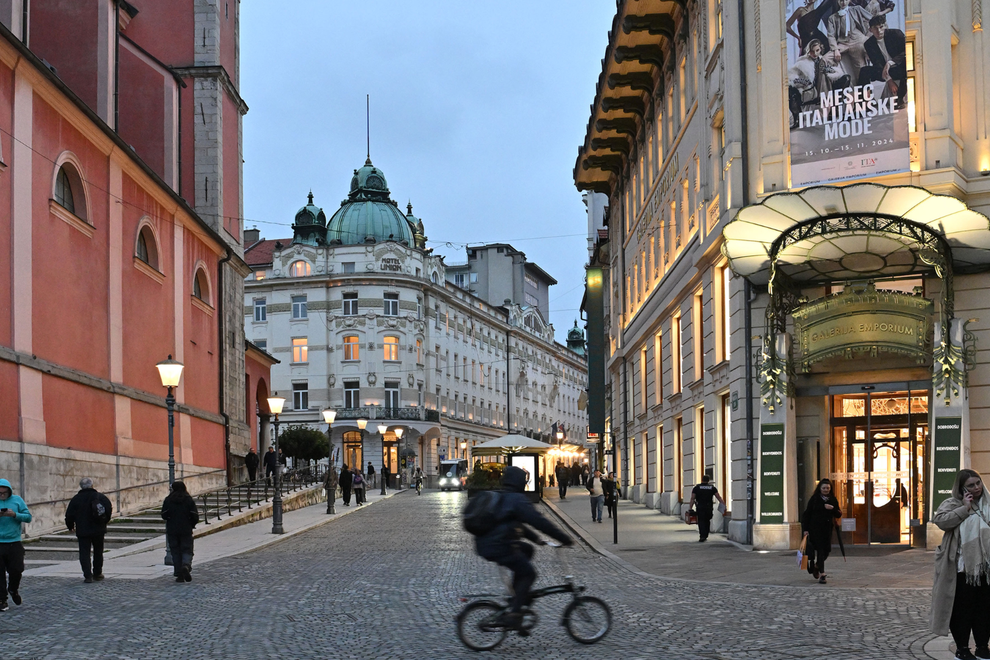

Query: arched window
[
  {"left": 290, "top": 261, "right": 311, "bottom": 277},
  {"left": 192, "top": 268, "right": 211, "bottom": 304},
  {"left": 383, "top": 336, "right": 399, "bottom": 361},
  {"left": 51, "top": 155, "right": 90, "bottom": 227},
  {"left": 135, "top": 224, "right": 159, "bottom": 270},
  {"left": 55, "top": 167, "right": 75, "bottom": 213}
]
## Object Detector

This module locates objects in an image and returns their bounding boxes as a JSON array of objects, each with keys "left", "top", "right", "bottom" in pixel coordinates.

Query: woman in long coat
[
  {"left": 802, "top": 478, "right": 842, "bottom": 584},
  {"left": 161, "top": 481, "right": 199, "bottom": 583},
  {"left": 339, "top": 463, "right": 353, "bottom": 506},
  {"left": 931, "top": 469, "right": 990, "bottom": 660}
]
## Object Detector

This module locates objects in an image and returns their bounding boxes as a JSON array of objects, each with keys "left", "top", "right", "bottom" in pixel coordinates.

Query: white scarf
[{"left": 958, "top": 493, "right": 990, "bottom": 585}]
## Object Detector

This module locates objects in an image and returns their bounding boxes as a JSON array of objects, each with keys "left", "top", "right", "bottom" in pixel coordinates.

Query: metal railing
[{"left": 198, "top": 465, "right": 327, "bottom": 524}]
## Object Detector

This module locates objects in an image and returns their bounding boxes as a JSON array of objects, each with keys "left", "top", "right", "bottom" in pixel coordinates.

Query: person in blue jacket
[{"left": 0, "top": 478, "right": 31, "bottom": 611}]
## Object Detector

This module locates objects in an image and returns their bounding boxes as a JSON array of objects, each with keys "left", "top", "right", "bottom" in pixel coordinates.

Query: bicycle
[{"left": 455, "top": 541, "right": 612, "bottom": 651}]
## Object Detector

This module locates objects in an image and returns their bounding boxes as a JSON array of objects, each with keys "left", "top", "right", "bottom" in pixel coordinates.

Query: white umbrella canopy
[{"left": 472, "top": 434, "right": 554, "bottom": 456}]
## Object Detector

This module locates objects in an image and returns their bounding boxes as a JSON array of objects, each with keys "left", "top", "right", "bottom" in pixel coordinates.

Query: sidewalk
[
  {"left": 24, "top": 488, "right": 402, "bottom": 580},
  {"left": 542, "top": 488, "right": 934, "bottom": 589}
]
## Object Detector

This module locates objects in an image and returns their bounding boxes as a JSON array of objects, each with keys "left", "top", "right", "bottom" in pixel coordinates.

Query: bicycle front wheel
[
  {"left": 456, "top": 601, "right": 506, "bottom": 651},
  {"left": 563, "top": 596, "right": 612, "bottom": 644}
]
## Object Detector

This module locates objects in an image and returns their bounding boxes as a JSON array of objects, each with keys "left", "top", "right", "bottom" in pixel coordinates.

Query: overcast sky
[{"left": 240, "top": 2, "right": 615, "bottom": 343}]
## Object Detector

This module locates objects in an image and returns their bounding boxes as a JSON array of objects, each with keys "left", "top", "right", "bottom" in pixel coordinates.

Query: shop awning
[
  {"left": 471, "top": 435, "right": 554, "bottom": 456},
  {"left": 722, "top": 183, "right": 990, "bottom": 285}
]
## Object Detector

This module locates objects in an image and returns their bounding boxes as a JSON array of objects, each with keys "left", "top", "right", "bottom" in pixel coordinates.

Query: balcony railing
[{"left": 333, "top": 406, "right": 440, "bottom": 423}]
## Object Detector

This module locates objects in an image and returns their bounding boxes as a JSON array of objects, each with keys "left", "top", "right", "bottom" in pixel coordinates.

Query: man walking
[
  {"left": 381, "top": 463, "right": 391, "bottom": 493},
  {"left": 555, "top": 461, "right": 568, "bottom": 500},
  {"left": 366, "top": 461, "right": 376, "bottom": 489},
  {"left": 339, "top": 463, "right": 353, "bottom": 506},
  {"left": 263, "top": 447, "right": 277, "bottom": 487},
  {"left": 0, "top": 478, "right": 31, "bottom": 610},
  {"left": 688, "top": 474, "right": 726, "bottom": 542},
  {"left": 65, "top": 478, "right": 113, "bottom": 583},
  {"left": 587, "top": 469, "right": 605, "bottom": 523},
  {"left": 245, "top": 448, "right": 260, "bottom": 482}
]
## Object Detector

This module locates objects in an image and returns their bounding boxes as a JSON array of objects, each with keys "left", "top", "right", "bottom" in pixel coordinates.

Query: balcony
[{"left": 334, "top": 406, "right": 439, "bottom": 423}]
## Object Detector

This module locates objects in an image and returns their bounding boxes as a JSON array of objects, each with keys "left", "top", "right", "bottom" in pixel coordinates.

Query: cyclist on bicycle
[
  {"left": 415, "top": 468, "right": 424, "bottom": 492},
  {"left": 474, "top": 466, "right": 573, "bottom": 628}
]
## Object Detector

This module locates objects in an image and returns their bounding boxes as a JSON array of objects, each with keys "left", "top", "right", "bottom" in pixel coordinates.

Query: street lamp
[
  {"left": 378, "top": 424, "right": 388, "bottom": 495},
  {"left": 394, "top": 428, "right": 404, "bottom": 488},
  {"left": 556, "top": 430, "right": 564, "bottom": 445},
  {"left": 156, "top": 355, "right": 184, "bottom": 566},
  {"left": 322, "top": 408, "right": 336, "bottom": 514},
  {"left": 267, "top": 393, "right": 286, "bottom": 534}
]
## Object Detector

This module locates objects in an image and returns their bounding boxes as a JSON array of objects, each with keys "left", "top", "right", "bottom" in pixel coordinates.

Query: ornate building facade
[
  {"left": 245, "top": 159, "right": 588, "bottom": 476},
  {"left": 576, "top": 0, "right": 990, "bottom": 550}
]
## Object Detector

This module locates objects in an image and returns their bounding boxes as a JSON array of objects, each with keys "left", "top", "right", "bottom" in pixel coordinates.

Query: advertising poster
[{"left": 785, "top": 0, "right": 910, "bottom": 187}]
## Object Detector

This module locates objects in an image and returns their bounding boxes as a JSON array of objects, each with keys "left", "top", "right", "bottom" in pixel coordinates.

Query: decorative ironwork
[
  {"left": 933, "top": 339, "right": 967, "bottom": 405},
  {"left": 964, "top": 318, "right": 979, "bottom": 372}
]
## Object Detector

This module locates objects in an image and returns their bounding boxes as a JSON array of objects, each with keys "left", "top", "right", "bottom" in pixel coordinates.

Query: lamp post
[
  {"left": 156, "top": 355, "right": 184, "bottom": 566},
  {"left": 394, "top": 428, "right": 404, "bottom": 489},
  {"left": 378, "top": 424, "right": 388, "bottom": 495},
  {"left": 267, "top": 393, "right": 285, "bottom": 534},
  {"left": 322, "top": 408, "right": 336, "bottom": 514}
]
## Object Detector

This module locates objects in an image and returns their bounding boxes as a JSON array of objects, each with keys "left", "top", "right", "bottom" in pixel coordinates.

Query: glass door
[{"left": 830, "top": 391, "right": 928, "bottom": 544}]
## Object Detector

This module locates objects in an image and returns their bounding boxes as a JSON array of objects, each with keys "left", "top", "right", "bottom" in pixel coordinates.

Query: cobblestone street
[{"left": 1, "top": 491, "right": 936, "bottom": 660}]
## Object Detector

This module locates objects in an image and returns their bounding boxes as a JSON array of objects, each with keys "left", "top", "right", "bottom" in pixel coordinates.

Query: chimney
[{"left": 244, "top": 227, "right": 260, "bottom": 244}]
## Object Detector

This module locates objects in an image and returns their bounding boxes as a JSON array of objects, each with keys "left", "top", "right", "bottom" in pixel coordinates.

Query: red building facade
[{"left": 0, "top": 0, "right": 263, "bottom": 534}]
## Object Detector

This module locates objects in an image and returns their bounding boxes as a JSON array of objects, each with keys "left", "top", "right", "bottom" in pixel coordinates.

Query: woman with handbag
[
  {"left": 802, "top": 478, "right": 842, "bottom": 584},
  {"left": 602, "top": 472, "right": 617, "bottom": 519},
  {"left": 931, "top": 469, "right": 990, "bottom": 660},
  {"left": 352, "top": 468, "right": 366, "bottom": 506}
]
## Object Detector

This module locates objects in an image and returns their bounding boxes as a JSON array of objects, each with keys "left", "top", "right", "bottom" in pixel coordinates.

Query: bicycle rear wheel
[
  {"left": 456, "top": 601, "right": 506, "bottom": 651},
  {"left": 563, "top": 596, "right": 612, "bottom": 644}
]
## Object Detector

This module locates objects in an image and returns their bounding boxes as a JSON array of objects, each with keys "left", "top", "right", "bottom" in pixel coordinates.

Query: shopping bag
[
  {"left": 685, "top": 508, "right": 698, "bottom": 525},
  {"left": 797, "top": 536, "right": 808, "bottom": 570}
]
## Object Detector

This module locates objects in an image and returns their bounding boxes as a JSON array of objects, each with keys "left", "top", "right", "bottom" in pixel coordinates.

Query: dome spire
[
  {"left": 307, "top": 190, "right": 314, "bottom": 204},
  {"left": 366, "top": 93, "right": 371, "bottom": 162}
]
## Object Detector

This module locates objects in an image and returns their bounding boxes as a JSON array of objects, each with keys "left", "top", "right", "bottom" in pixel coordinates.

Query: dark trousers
[
  {"left": 806, "top": 540, "right": 831, "bottom": 575},
  {"left": 698, "top": 510, "right": 713, "bottom": 541},
  {"left": 558, "top": 480, "right": 567, "bottom": 499},
  {"left": 342, "top": 485, "right": 351, "bottom": 504},
  {"left": 497, "top": 543, "right": 536, "bottom": 614},
  {"left": 265, "top": 466, "right": 275, "bottom": 486},
  {"left": 0, "top": 542, "right": 24, "bottom": 598},
  {"left": 167, "top": 532, "right": 194, "bottom": 575},
  {"left": 951, "top": 572, "right": 990, "bottom": 650},
  {"left": 77, "top": 534, "right": 105, "bottom": 578},
  {"left": 247, "top": 466, "right": 257, "bottom": 482}
]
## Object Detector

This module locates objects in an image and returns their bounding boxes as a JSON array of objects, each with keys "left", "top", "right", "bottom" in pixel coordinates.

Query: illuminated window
[
  {"left": 416, "top": 340, "right": 423, "bottom": 364},
  {"left": 254, "top": 270, "right": 265, "bottom": 280},
  {"left": 343, "top": 335, "right": 360, "bottom": 361},
  {"left": 292, "top": 338, "right": 308, "bottom": 363},
  {"left": 383, "top": 336, "right": 399, "bottom": 361},
  {"left": 289, "top": 261, "right": 311, "bottom": 277}
]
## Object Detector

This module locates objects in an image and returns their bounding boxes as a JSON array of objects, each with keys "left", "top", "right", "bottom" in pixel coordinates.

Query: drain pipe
[
  {"left": 218, "top": 247, "right": 233, "bottom": 486},
  {"left": 736, "top": 0, "right": 754, "bottom": 546}
]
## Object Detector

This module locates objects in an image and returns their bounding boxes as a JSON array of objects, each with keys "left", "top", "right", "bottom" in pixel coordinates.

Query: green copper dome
[
  {"left": 292, "top": 192, "right": 327, "bottom": 247},
  {"left": 327, "top": 158, "right": 415, "bottom": 247}
]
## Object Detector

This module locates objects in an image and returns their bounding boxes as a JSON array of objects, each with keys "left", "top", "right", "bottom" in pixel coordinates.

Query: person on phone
[
  {"left": 802, "top": 478, "right": 842, "bottom": 584},
  {"left": 931, "top": 469, "right": 990, "bottom": 660},
  {"left": 0, "top": 478, "right": 31, "bottom": 610},
  {"left": 65, "top": 478, "right": 113, "bottom": 583}
]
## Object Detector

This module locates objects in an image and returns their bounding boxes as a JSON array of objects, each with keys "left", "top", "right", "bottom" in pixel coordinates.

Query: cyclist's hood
[{"left": 501, "top": 466, "right": 527, "bottom": 493}]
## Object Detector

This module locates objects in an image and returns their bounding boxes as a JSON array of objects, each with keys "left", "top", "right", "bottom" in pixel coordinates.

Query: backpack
[
  {"left": 352, "top": 473, "right": 363, "bottom": 486},
  {"left": 463, "top": 490, "right": 502, "bottom": 536},
  {"left": 91, "top": 495, "right": 110, "bottom": 524}
]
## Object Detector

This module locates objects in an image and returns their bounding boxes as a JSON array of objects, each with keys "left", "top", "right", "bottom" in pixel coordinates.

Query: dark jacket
[
  {"left": 263, "top": 450, "right": 278, "bottom": 470},
  {"left": 161, "top": 492, "right": 199, "bottom": 536},
  {"left": 801, "top": 493, "right": 842, "bottom": 554},
  {"left": 864, "top": 28, "right": 906, "bottom": 80},
  {"left": 245, "top": 451, "right": 260, "bottom": 470},
  {"left": 339, "top": 468, "right": 353, "bottom": 489},
  {"left": 65, "top": 488, "right": 113, "bottom": 538},
  {"left": 475, "top": 467, "right": 570, "bottom": 561}
]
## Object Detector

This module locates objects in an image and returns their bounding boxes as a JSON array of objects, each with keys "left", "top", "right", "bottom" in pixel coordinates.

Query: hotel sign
[{"left": 792, "top": 286, "right": 932, "bottom": 372}]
